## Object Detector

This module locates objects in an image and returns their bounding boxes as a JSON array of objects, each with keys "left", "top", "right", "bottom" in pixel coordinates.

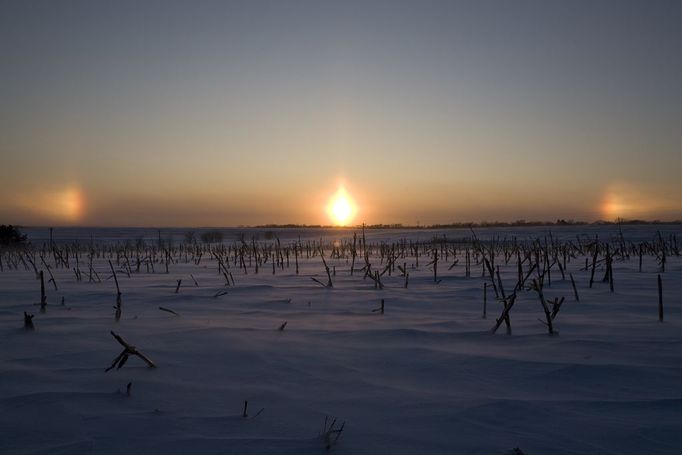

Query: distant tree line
[
  {"left": 0, "top": 225, "right": 27, "bottom": 245},
  {"left": 252, "top": 219, "right": 682, "bottom": 230}
]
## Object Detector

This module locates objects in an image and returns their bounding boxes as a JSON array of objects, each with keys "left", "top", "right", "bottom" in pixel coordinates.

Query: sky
[{"left": 1, "top": 0, "right": 681, "bottom": 227}]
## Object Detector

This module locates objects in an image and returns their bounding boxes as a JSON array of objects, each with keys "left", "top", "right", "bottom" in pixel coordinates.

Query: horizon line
[{"left": 13, "top": 218, "right": 682, "bottom": 231}]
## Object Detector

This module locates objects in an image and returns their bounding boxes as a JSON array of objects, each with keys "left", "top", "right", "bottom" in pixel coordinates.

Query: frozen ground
[{"left": 1, "top": 226, "right": 681, "bottom": 454}]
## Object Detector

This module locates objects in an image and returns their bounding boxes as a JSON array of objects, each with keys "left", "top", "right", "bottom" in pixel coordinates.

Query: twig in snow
[
  {"left": 531, "top": 279, "right": 555, "bottom": 335},
  {"left": 24, "top": 312, "right": 35, "bottom": 331},
  {"left": 105, "top": 331, "right": 156, "bottom": 372},
  {"left": 569, "top": 273, "right": 579, "bottom": 302},
  {"left": 242, "top": 400, "right": 265, "bottom": 420},
  {"left": 38, "top": 270, "right": 47, "bottom": 312},
  {"left": 109, "top": 260, "right": 122, "bottom": 321},
  {"left": 159, "top": 306, "right": 179, "bottom": 316},
  {"left": 491, "top": 294, "right": 516, "bottom": 335},
  {"left": 371, "top": 299, "right": 385, "bottom": 314},
  {"left": 321, "top": 415, "right": 346, "bottom": 450}
]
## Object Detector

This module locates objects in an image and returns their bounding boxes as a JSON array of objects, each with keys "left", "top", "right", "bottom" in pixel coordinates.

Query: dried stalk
[{"left": 105, "top": 331, "right": 156, "bottom": 372}]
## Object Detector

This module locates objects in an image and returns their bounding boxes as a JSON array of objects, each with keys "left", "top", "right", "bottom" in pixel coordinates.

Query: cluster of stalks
[{"left": 1, "top": 229, "right": 677, "bottom": 332}]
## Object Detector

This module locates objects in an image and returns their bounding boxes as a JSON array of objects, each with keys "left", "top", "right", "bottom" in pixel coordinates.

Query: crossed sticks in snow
[{"left": 105, "top": 331, "right": 156, "bottom": 372}]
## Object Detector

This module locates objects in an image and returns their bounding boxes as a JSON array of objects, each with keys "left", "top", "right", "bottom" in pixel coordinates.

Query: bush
[{"left": 0, "top": 225, "right": 27, "bottom": 245}]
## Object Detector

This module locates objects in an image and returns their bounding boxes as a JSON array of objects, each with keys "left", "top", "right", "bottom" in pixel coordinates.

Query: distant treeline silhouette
[
  {"left": 0, "top": 225, "right": 27, "bottom": 245},
  {"left": 255, "top": 219, "right": 682, "bottom": 230}
]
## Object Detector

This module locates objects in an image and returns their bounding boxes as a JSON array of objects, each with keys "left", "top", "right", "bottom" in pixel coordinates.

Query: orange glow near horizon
[
  {"left": 58, "top": 187, "right": 84, "bottom": 221},
  {"left": 599, "top": 184, "right": 665, "bottom": 220},
  {"left": 13, "top": 186, "right": 85, "bottom": 223},
  {"left": 40, "top": 187, "right": 84, "bottom": 222},
  {"left": 601, "top": 191, "right": 629, "bottom": 219},
  {"left": 326, "top": 186, "right": 357, "bottom": 226}
]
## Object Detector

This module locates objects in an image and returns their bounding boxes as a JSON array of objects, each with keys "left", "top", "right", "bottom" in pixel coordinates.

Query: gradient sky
[{"left": 1, "top": 0, "right": 681, "bottom": 226}]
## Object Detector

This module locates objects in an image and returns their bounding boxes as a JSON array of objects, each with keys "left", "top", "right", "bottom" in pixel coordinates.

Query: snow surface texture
[{"left": 1, "top": 225, "right": 681, "bottom": 454}]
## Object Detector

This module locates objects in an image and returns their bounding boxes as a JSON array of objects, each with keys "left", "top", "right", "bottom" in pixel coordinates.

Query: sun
[{"left": 326, "top": 187, "right": 357, "bottom": 226}]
